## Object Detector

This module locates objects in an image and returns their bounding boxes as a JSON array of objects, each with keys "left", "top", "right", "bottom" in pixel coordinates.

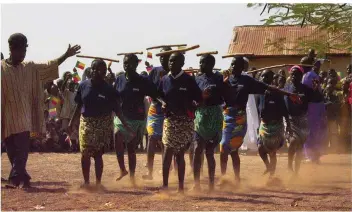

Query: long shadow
[
  {"left": 194, "top": 196, "right": 277, "bottom": 205},
  {"left": 30, "top": 181, "right": 70, "bottom": 187},
  {"left": 143, "top": 186, "right": 161, "bottom": 192},
  {"left": 105, "top": 190, "right": 151, "bottom": 196},
  {"left": 2, "top": 186, "right": 68, "bottom": 193},
  {"left": 235, "top": 193, "right": 296, "bottom": 200},
  {"left": 321, "top": 162, "right": 351, "bottom": 167},
  {"left": 256, "top": 188, "right": 333, "bottom": 196}
]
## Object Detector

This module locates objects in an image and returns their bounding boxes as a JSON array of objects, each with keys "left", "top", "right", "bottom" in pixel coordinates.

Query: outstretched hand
[{"left": 65, "top": 44, "right": 81, "bottom": 58}]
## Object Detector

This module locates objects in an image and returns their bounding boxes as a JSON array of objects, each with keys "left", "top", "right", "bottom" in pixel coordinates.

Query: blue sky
[{"left": 1, "top": 3, "right": 264, "bottom": 77}]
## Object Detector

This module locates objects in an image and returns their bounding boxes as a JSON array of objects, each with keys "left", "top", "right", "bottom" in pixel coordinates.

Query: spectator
[{"left": 324, "top": 84, "right": 343, "bottom": 152}]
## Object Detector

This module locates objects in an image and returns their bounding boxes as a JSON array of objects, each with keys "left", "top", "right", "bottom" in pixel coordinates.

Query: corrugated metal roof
[{"left": 228, "top": 25, "right": 350, "bottom": 56}]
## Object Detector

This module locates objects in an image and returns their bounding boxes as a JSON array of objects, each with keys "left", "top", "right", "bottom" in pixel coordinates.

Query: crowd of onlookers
[{"left": 13, "top": 61, "right": 352, "bottom": 154}]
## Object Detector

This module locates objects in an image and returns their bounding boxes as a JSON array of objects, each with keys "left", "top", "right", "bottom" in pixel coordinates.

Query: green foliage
[{"left": 247, "top": 3, "right": 352, "bottom": 54}]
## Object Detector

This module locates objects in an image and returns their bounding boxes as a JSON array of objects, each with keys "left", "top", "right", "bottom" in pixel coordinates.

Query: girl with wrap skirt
[
  {"left": 257, "top": 70, "right": 291, "bottom": 177},
  {"left": 220, "top": 56, "right": 300, "bottom": 184},
  {"left": 69, "top": 59, "right": 131, "bottom": 188},
  {"left": 158, "top": 52, "right": 202, "bottom": 192},
  {"left": 144, "top": 47, "right": 173, "bottom": 180},
  {"left": 114, "top": 53, "right": 158, "bottom": 185},
  {"left": 284, "top": 66, "right": 321, "bottom": 175},
  {"left": 192, "top": 53, "right": 225, "bottom": 191}
]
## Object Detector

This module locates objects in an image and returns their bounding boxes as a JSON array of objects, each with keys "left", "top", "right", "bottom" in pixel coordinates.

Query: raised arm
[{"left": 57, "top": 45, "right": 81, "bottom": 65}]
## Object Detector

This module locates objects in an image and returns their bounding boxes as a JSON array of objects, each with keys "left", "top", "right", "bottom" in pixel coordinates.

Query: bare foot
[
  {"left": 130, "top": 177, "right": 137, "bottom": 188},
  {"left": 157, "top": 185, "right": 169, "bottom": 193},
  {"left": 142, "top": 174, "right": 153, "bottom": 180},
  {"left": 176, "top": 188, "right": 185, "bottom": 194},
  {"left": 263, "top": 169, "right": 270, "bottom": 175},
  {"left": 95, "top": 183, "right": 107, "bottom": 192},
  {"left": 116, "top": 170, "right": 128, "bottom": 181},
  {"left": 79, "top": 183, "right": 90, "bottom": 190},
  {"left": 189, "top": 184, "right": 201, "bottom": 193},
  {"left": 288, "top": 166, "right": 294, "bottom": 173}
]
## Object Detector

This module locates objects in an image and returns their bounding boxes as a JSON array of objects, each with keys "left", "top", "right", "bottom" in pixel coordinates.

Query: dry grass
[{"left": 1, "top": 152, "right": 351, "bottom": 211}]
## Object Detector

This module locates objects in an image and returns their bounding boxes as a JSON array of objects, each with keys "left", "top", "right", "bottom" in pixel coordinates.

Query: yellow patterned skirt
[{"left": 79, "top": 114, "right": 113, "bottom": 157}]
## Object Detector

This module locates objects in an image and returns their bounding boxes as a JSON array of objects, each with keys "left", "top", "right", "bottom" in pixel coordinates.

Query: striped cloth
[{"left": 1, "top": 60, "right": 59, "bottom": 140}]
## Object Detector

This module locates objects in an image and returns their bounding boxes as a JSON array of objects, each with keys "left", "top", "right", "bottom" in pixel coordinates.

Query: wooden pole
[
  {"left": 76, "top": 55, "right": 119, "bottom": 63},
  {"left": 246, "top": 64, "right": 314, "bottom": 74},
  {"left": 147, "top": 44, "right": 187, "bottom": 50},
  {"left": 156, "top": 45, "right": 200, "bottom": 56},
  {"left": 117, "top": 51, "right": 143, "bottom": 56},
  {"left": 196, "top": 51, "right": 218, "bottom": 56},
  {"left": 222, "top": 53, "right": 255, "bottom": 58}
]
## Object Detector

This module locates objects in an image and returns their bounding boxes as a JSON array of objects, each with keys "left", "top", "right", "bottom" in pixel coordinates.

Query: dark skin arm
[
  {"left": 57, "top": 45, "right": 81, "bottom": 65},
  {"left": 267, "top": 85, "right": 302, "bottom": 104},
  {"left": 68, "top": 103, "right": 82, "bottom": 132}
]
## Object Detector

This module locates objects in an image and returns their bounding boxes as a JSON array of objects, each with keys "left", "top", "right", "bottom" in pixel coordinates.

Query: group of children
[{"left": 8, "top": 46, "right": 351, "bottom": 193}]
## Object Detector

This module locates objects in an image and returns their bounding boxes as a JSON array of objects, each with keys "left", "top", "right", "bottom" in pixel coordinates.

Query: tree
[{"left": 247, "top": 3, "right": 352, "bottom": 56}]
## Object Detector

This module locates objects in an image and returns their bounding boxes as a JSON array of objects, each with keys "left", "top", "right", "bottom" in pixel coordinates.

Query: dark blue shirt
[
  {"left": 223, "top": 74, "right": 268, "bottom": 110},
  {"left": 148, "top": 66, "right": 167, "bottom": 104},
  {"left": 74, "top": 79, "right": 119, "bottom": 117},
  {"left": 284, "top": 82, "right": 316, "bottom": 117},
  {"left": 258, "top": 91, "right": 288, "bottom": 123},
  {"left": 115, "top": 73, "right": 158, "bottom": 120},
  {"left": 159, "top": 71, "right": 202, "bottom": 117},
  {"left": 195, "top": 72, "right": 224, "bottom": 106}
]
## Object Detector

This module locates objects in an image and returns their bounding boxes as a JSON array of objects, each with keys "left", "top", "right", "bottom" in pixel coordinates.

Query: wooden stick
[
  {"left": 76, "top": 55, "right": 119, "bottom": 63},
  {"left": 184, "top": 69, "right": 199, "bottom": 72},
  {"left": 246, "top": 64, "right": 315, "bottom": 74},
  {"left": 117, "top": 52, "right": 143, "bottom": 56},
  {"left": 222, "top": 53, "right": 255, "bottom": 58},
  {"left": 147, "top": 44, "right": 187, "bottom": 50},
  {"left": 196, "top": 51, "right": 218, "bottom": 56},
  {"left": 184, "top": 70, "right": 198, "bottom": 73},
  {"left": 156, "top": 45, "right": 200, "bottom": 56},
  {"left": 184, "top": 68, "right": 221, "bottom": 72}
]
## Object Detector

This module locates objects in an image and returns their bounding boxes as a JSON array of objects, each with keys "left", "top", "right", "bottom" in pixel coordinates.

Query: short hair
[
  {"left": 91, "top": 59, "right": 106, "bottom": 70},
  {"left": 124, "top": 54, "right": 139, "bottom": 64},
  {"left": 200, "top": 54, "right": 215, "bottom": 66},
  {"left": 262, "top": 70, "right": 275, "bottom": 78},
  {"left": 171, "top": 52, "right": 185, "bottom": 62},
  {"left": 8, "top": 33, "right": 27, "bottom": 48}
]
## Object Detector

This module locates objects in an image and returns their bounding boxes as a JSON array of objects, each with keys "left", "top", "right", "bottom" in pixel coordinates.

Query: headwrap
[{"left": 289, "top": 65, "right": 304, "bottom": 73}]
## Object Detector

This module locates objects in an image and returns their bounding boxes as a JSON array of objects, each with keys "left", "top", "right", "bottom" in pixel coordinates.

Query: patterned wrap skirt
[
  {"left": 220, "top": 107, "right": 247, "bottom": 153},
  {"left": 288, "top": 114, "right": 309, "bottom": 146},
  {"left": 147, "top": 103, "right": 165, "bottom": 140},
  {"left": 114, "top": 116, "right": 145, "bottom": 145},
  {"left": 79, "top": 115, "right": 113, "bottom": 157},
  {"left": 194, "top": 105, "right": 223, "bottom": 145},
  {"left": 257, "top": 120, "right": 285, "bottom": 152},
  {"left": 162, "top": 115, "right": 194, "bottom": 153}
]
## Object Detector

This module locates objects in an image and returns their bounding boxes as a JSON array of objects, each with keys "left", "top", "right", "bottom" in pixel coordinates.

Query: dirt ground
[{"left": 1, "top": 152, "right": 351, "bottom": 211}]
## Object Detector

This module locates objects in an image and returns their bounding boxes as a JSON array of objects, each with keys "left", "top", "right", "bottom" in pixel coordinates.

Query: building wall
[{"left": 249, "top": 56, "right": 351, "bottom": 78}]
